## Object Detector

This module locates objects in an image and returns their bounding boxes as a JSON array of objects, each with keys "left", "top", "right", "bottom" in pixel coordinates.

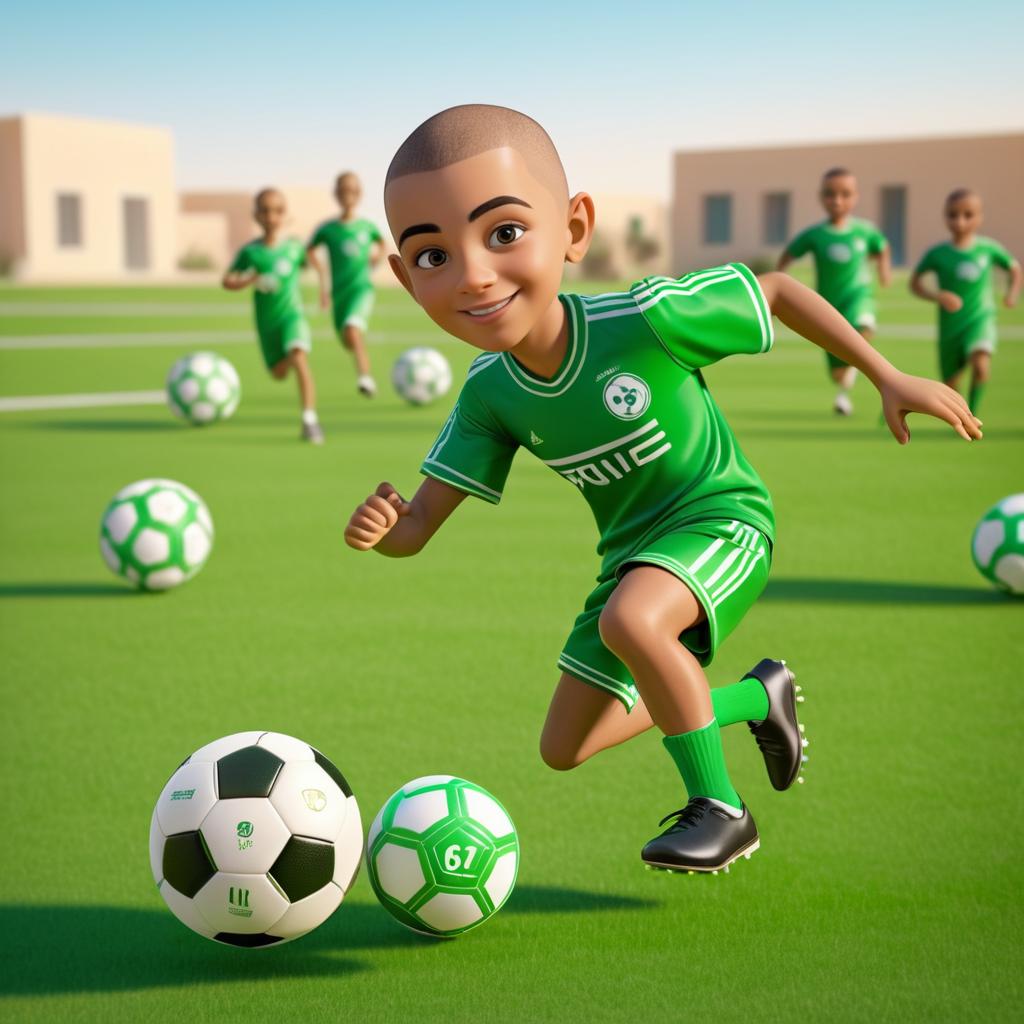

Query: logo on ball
[
  {"left": 303, "top": 789, "right": 327, "bottom": 812},
  {"left": 603, "top": 374, "right": 651, "bottom": 420},
  {"left": 236, "top": 821, "right": 254, "bottom": 838}
]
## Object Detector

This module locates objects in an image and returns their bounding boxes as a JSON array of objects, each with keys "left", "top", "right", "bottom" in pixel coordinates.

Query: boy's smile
[{"left": 386, "top": 147, "right": 592, "bottom": 371}]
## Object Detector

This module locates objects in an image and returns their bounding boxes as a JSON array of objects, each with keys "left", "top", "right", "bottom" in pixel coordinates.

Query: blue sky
[{"left": 3, "top": 1, "right": 1021, "bottom": 224}]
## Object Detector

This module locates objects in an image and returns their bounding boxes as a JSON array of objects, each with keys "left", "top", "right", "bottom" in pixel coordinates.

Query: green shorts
[
  {"left": 258, "top": 315, "right": 311, "bottom": 370},
  {"left": 939, "top": 316, "right": 997, "bottom": 380},
  {"left": 825, "top": 295, "right": 876, "bottom": 371},
  {"left": 557, "top": 520, "right": 772, "bottom": 710},
  {"left": 332, "top": 287, "right": 376, "bottom": 334}
]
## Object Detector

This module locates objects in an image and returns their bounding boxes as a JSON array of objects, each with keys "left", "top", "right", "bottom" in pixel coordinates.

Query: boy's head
[
  {"left": 819, "top": 167, "right": 858, "bottom": 220},
  {"left": 384, "top": 104, "right": 594, "bottom": 352},
  {"left": 334, "top": 172, "right": 362, "bottom": 212},
  {"left": 254, "top": 188, "right": 286, "bottom": 233},
  {"left": 945, "top": 188, "right": 982, "bottom": 237}
]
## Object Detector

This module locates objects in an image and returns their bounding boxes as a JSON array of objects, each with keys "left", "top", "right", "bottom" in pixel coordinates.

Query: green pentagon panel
[
  {"left": 162, "top": 831, "right": 216, "bottom": 898},
  {"left": 213, "top": 932, "right": 284, "bottom": 948},
  {"left": 270, "top": 836, "right": 335, "bottom": 903},
  {"left": 311, "top": 747, "right": 353, "bottom": 797},
  {"left": 425, "top": 820, "right": 496, "bottom": 890},
  {"left": 217, "top": 745, "right": 284, "bottom": 798}
]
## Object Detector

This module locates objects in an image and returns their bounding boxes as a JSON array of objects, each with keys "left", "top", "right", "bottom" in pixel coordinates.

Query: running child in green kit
[
  {"left": 778, "top": 168, "right": 890, "bottom": 416},
  {"left": 307, "top": 172, "right": 385, "bottom": 398},
  {"left": 222, "top": 188, "right": 323, "bottom": 443},
  {"left": 910, "top": 188, "right": 1021, "bottom": 415}
]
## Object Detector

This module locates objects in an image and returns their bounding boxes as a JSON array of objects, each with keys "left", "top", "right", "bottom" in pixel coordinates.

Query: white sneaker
[
  {"left": 357, "top": 374, "right": 377, "bottom": 398},
  {"left": 833, "top": 392, "right": 853, "bottom": 416}
]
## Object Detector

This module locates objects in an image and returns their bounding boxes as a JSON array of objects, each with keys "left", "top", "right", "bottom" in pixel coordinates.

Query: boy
[
  {"left": 307, "top": 172, "right": 385, "bottom": 397},
  {"left": 223, "top": 188, "right": 323, "bottom": 443},
  {"left": 778, "top": 168, "right": 891, "bottom": 415},
  {"left": 910, "top": 188, "right": 1021, "bottom": 415},
  {"left": 345, "top": 106, "right": 979, "bottom": 874}
]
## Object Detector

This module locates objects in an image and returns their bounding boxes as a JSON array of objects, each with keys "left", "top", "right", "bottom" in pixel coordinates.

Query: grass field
[{"left": 1, "top": 273, "right": 1021, "bottom": 1023}]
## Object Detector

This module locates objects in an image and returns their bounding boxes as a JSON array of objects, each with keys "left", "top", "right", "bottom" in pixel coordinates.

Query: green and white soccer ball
[
  {"left": 392, "top": 347, "right": 452, "bottom": 406},
  {"left": 150, "top": 731, "right": 362, "bottom": 947},
  {"left": 972, "top": 494, "right": 1024, "bottom": 594},
  {"left": 366, "top": 775, "right": 518, "bottom": 937},
  {"left": 166, "top": 351, "right": 241, "bottom": 425},
  {"left": 99, "top": 479, "right": 213, "bottom": 591}
]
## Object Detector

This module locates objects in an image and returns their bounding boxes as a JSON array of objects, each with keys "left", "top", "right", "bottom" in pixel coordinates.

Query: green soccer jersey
[
  {"left": 308, "top": 218, "right": 382, "bottom": 296},
  {"left": 228, "top": 237, "right": 307, "bottom": 332},
  {"left": 914, "top": 237, "right": 1017, "bottom": 334},
  {"left": 421, "top": 263, "right": 776, "bottom": 574},
  {"left": 785, "top": 218, "right": 887, "bottom": 310}
]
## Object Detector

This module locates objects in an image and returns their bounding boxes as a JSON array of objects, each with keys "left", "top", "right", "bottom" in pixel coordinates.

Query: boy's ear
[
  {"left": 564, "top": 192, "right": 596, "bottom": 265},
  {"left": 389, "top": 253, "right": 416, "bottom": 298}
]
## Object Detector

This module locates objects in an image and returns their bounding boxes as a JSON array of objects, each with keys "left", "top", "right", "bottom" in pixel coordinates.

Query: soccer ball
[
  {"left": 972, "top": 494, "right": 1024, "bottom": 594},
  {"left": 392, "top": 347, "right": 452, "bottom": 406},
  {"left": 149, "top": 731, "right": 362, "bottom": 947},
  {"left": 166, "top": 352, "right": 241, "bottom": 425},
  {"left": 366, "top": 775, "right": 518, "bottom": 937},
  {"left": 99, "top": 479, "right": 213, "bottom": 591}
]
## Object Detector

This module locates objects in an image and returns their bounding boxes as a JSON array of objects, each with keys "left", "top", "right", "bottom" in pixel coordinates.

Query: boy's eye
[
  {"left": 488, "top": 224, "right": 525, "bottom": 247},
  {"left": 415, "top": 248, "right": 447, "bottom": 269}
]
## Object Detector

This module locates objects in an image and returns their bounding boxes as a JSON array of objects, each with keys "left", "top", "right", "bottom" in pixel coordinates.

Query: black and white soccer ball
[{"left": 149, "top": 731, "right": 362, "bottom": 947}]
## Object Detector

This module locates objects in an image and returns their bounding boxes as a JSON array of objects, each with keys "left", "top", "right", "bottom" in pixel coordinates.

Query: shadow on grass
[
  {"left": 763, "top": 577, "right": 1008, "bottom": 605},
  {"left": 0, "top": 887, "right": 655, "bottom": 997},
  {"left": 0, "top": 582, "right": 133, "bottom": 598}
]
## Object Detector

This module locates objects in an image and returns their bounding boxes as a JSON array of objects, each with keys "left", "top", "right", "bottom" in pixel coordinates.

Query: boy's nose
[{"left": 458, "top": 255, "right": 498, "bottom": 293}]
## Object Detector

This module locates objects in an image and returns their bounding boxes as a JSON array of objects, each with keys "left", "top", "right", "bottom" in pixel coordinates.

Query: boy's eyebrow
[
  {"left": 468, "top": 195, "right": 531, "bottom": 222},
  {"left": 398, "top": 223, "right": 441, "bottom": 248}
]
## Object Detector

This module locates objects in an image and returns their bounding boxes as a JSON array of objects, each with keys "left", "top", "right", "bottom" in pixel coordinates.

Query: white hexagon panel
[
  {"left": 159, "top": 880, "right": 217, "bottom": 939},
  {"left": 333, "top": 799, "right": 363, "bottom": 893},
  {"left": 190, "top": 731, "right": 265, "bottom": 764},
  {"left": 417, "top": 892, "right": 483, "bottom": 933},
  {"left": 392, "top": 789, "right": 449, "bottom": 832},
  {"left": 155, "top": 760, "right": 218, "bottom": 836},
  {"left": 200, "top": 798, "right": 290, "bottom": 874},
  {"left": 270, "top": 760, "right": 346, "bottom": 841},
  {"left": 271, "top": 883, "right": 343, "bottom": 941},
  {"left": 374, "top": 843, "right": 425, "bottom": 904},
  {"left": 193, "top": 872, "right": 288, "bottom": 935},
  {"left": 258, "top": 732, "right": 314, "bottom": 762}
]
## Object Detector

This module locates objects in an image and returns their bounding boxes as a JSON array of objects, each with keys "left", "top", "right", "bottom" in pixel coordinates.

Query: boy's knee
[
  {"left": 341, "top": 326, "right": 359, "bottom": 350},
  {"left": 270, "top": 360, "right": 289, "bottom": 380},
  {"left": 598, "top": 603, "right": 652, "bottom": 658},
  {"left": 539, "top": 734, "right": 580, "bottom": 772}
]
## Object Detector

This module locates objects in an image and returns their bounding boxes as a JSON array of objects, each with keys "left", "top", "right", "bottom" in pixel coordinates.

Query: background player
[
  {"left": 307, "top": 172, "right": 385, "bottom": 397},
  {"left": 778, "top": 168, "right": 891, "bottom": 415},
  {"left": 344, "top": 106, "right": 980, "bottom": 876},
  {"left": 222, "top": 188, "right": 323, "bottom": 443},
  {"left": 910, "top": 188, "right": 1021, "bottom": 414}
]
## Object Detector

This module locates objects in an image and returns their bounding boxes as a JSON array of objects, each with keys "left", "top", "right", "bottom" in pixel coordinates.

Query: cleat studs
[
  {"left": 802, "top": 738, "right": 809, "bottom": 748},
  {"left": 801, "top": 754, "right": 810, "bottom": 763},
  {"left": 794, "top": 684, "right": 802, "bottom": 693},
  {"left": 712, "top": 870, "right": 719, "bottom": 875},
  {"left": 796, "top": 695, "right": 805, "bottom": 703},
  {"left": 797, "top": 776, "right": 805, "bottom": 784},
  {"left": 687, "top": 871, "right": 695, "bottom": 876},
  {"left": 724, "top": 865, "right": 730, "bottom": 873},
  {"left": 798, "top": 724, "right": 806, "bottom": 733},
  {"left": 744, "top": 852, "right": 752, "bottom": 860}
]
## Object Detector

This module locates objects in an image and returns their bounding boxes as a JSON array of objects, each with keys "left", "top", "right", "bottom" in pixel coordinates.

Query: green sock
[
  {"left": 968, "top": 381, "right": 986, "bottom": 415},
  {"left": 662, "top": 719, "right": 741, "bottom": 809},
  {"left": 712, "top": 676, "right": 770, "bottom": 726}
]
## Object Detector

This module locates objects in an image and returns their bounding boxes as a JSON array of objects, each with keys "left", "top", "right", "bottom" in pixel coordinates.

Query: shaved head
[{"left": 386, "top": 105, "right": 568, "bottom": 204}]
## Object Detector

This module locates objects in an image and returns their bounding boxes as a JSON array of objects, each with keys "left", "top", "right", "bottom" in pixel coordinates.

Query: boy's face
[
  {"left": 386, "top": 147, "right": 586, "bottom": 351},
  {"left": 946, "top": 195, "right": 982, "bottom": 236},
  {"left": 335, "top": 175, "right": 362, "bottom": 210},
  {"left": 820, "top": 174, "right": 857, "bottom": 219},
  {"left": 254, "top": 191, "right": 286, "bottom": 233}
]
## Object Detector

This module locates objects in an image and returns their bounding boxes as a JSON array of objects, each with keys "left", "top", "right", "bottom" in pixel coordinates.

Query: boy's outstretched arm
[
  {"left": 1004, "top": 261, "right": 1022, "bottom": 308},
  {"left": 775, "top": 249, "right": 794, "bottom": 272},
  {"left": 344, "top": 477, "right": 467, "bottom": 557},
  {"left": 304, "top": 245, "right": 331, "bottom": 310},
  {"left": 757, "top": 272, "right": 982, "bottom": 444},
  {"left": 875, "top": 245, "right": 892, "bottom": 287}
]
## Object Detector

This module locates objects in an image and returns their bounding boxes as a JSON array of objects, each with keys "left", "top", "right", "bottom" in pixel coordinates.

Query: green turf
[{"left": 0, "top": 277, "right": 1021, "bottom": 1023}]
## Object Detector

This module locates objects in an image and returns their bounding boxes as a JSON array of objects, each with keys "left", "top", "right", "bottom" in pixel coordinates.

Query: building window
[
  {"left": 57, "top": 193, "right": 82, "bottom": 247},
  {"left": 763, "top": 192, "right": 790, "bottom": 245},
  {"left": 123, "top": 197, "right": 150, "bottom": 270},
  {"left": 880, "top": 186, "right": 907, "bottom": 267},
  {"left": 703, "top": 194, "right": 732, "bottom": 245}
]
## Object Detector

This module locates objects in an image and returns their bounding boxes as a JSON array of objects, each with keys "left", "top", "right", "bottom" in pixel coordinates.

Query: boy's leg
[
  {"left": 598, "top": 565, "right": 759, "bottom": 871},
  {"left": 336, "top": 289, "right": 377, "bottom": 395},
  {"left": 342, "top": 323, "right": 376, "bottom": 395},
  {"left": 287, "top": 349, "right": 323, "bottom": 444},
  {"left": 967, "top": 349, "right": 991, "bottom": 415},
  {"left": 540, "top": 673, "right": 653, "bottom": 771}
]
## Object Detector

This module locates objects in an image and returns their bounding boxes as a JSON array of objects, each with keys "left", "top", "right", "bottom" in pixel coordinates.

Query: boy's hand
[
  {"left": 345, "top": 483, "right": 412, "bottom": 550},
  {"left": 879, "top": 371, "right": 982, "bottom": 444},
  {"left": 1005, "top": 293, "right": 1017, "bottom": 309},
  {"left": 938, "top": 290, "right": 963, "bottom": 313}
]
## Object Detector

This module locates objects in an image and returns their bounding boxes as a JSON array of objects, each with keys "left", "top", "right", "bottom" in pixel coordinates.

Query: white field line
[
  {"left": 0, "top": 390, "right": 165, "bottom": 412},
  {"left": 0, "top": 302, "right": 248, "bottom": 315},
  {"left": 0, "top": 329, "right": 449, "bottom": 350}
]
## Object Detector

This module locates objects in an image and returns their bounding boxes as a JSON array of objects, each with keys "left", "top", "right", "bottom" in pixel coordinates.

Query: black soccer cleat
[
  {"left": 744, "top": 658, "right": 806, "bottom": 791},
  {"left": 641, "top": 798, "right": 759, "bottom": 873}
]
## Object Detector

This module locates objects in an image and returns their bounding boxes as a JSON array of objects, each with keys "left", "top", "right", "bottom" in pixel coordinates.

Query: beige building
[
  {"left": 0, "top": 113, "right": 178, "bottom": 281},
  {"left": 568, "top": 194, "right": 670, "bottom": 281},
  {"left": 671, "top": 133, "right": 1023, "bottom": 274}
]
